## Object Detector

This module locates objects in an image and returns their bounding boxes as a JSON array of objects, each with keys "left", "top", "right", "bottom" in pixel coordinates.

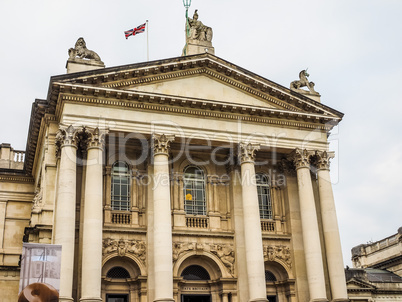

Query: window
[
  {"left": 106, "top": 266, "right": 131, "bottom": 279},
  {"left": 181, "top": 265, "right": 210, "bottom": 280},
  {"left": 111, "top": 161, "right": 130, "bottom": 211},
  {"left": 183, "top": 166, "right": 206, "bottom": 215},
  {"left": 256, "top": 174, "right": 272, "bottom": 219},
  {"left": 265, "top": 270, "right": 277, "bottom": 282}
]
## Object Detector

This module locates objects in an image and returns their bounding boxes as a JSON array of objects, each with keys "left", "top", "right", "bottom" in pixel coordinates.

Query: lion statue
[
  {"left": 68, "top": 37, "right": 102, "bottom": 62},
  {"left": 290, "top": 69, "right": 318, "bottom": 94}
]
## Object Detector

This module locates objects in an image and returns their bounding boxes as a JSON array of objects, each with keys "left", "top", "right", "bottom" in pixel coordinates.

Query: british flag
[{"left": 124, "top": 23, "right": 146, "bottom": 39}]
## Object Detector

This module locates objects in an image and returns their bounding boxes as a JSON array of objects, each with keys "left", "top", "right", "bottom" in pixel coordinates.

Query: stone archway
[
  {"left": 264, "top": 261, "right": 295, "bottom": 302},
  {"left": 102, "top": 255, "right": 147, "bottom": 302},
  {"left": 174, "top": 252, "right": 237, "bottom": 302}
]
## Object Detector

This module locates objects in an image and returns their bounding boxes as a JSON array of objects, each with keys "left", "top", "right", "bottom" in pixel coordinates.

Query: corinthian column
[
  {"left": 152, "top": 134, "right": 175, "bottom": 302},
  {"left": 54, "top": 125, "right": 80, "bottom": 302},
  {"left": 238, "top": 143, "right": 268, "bottom": 302},
  {"left": 80, "top": 128, "right": 107, "bottom": 302},
  {"left": 315, "top": 151, "right": 348, "bottom": 302},
  {"left": 290, "top": 149, "right": 327, "bottom": 302}
]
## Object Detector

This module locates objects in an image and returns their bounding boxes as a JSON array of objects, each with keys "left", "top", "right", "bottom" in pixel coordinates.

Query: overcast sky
[{"left": 0, "top": 0, "right": 401, "bottom": 266}]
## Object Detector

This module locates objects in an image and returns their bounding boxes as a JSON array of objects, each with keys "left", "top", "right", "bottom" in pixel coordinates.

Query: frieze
[
  {"left": 263, "top": 244, "right": 292, "bottom": 268},
  {"left": 57, "top": 94, "right": 337, "bottom": 131},
  {"left": 102, "top": 238, "right": 146, "bottom": 264},
  {"left": 173, "top": 242, "right": 235, "bottom": 276}
]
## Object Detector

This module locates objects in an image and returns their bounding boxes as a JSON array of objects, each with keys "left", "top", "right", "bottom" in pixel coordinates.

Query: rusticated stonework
[
  {"left": 173, "top": 242, "right": 235, "bottom": 276},
  {"left": 238, "top": 143, "right": 260, "bottom": 164},
  {"left": 263, "top": 244, "right": 292, "bottom": 269},
  {"left": 152, "top": 134, "right": 175, "bottom": 156},
  {"left": 102, "top": 238, "right": 146, "bottom": 264}
]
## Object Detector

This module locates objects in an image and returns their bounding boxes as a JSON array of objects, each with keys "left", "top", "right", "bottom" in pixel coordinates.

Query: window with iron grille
[
  {"left": 256, "top": 174, "right": 273, "bottom": 219},
  {"left": 181, "top": 265, "right": 210, "bottom": 280},
  {"left": 183, "top": 166, "right": 206, "bottom": 215},
  {"left": 106, "top": 266, "right": 131, "bottom": 279},
  {"left": 111, "top": 161, "right": 130, "bottom": 211},
  {"left": 265, "top": 270, "right": 277, "bottom": 282}
]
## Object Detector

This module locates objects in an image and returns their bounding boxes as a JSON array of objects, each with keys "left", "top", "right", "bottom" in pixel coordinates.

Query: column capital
[
  {"left": 238, "top": 142, "right": 260, "bottom": 164},
  {"left": 289, "top": 148, "right": 313, "bottom": 169},
  {"left": 55, "top": 125, "right": 81, "bottom": 157},
  {"left": 314, "top": 150, "right": 334, "bottom": 171},
  {"left": 152, "top": 133, "right": 175, "bottom": 156},
  {"left": 84, "top": 127, "right": 108, "bottom": 150}
]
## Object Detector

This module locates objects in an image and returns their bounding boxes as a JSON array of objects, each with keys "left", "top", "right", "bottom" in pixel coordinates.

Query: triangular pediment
[
  {"left": 346, "top": 278, "right": 376, "bottom": 290},
  {"left": 125, "top": 74, "right": 281, "bottom": 109}
]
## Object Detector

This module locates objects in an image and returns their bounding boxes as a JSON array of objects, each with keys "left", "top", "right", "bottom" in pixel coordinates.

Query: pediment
[
  {"left": 52, "top": 53, "right": 343, "bottom": 120},
  {"left": 126, "top": 74, "right": 280, "bottom": 109},
  {"left": 346, "top": 278, "right": 376, "bottom": 290}
]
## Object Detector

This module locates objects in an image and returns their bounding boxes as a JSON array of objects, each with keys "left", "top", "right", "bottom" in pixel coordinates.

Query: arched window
[
  {"left": 111, "top": 161, "right": 130, "bottom": 211},
  {"left": 265, "top": 270, "right": 277, "bottom": 282},
  {"left": 256, "top": 174, "right": 272, "bottom": 219},
  {"left": 181, "top": 265, "right": 210, "bottom": 280},
  {"left": 183, "top": 166, "right": 206, "bottom": 215},
  {"left": 106, "top": 266, "right": 131, "bottom": 279}
]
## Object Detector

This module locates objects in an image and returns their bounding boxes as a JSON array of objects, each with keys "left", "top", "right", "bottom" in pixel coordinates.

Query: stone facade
[
  {"left": 0, "top": 45, "right": 348, "bottom": 302},
  {"left": 346, "top": 227, "right": 402, "bottom": 301}
]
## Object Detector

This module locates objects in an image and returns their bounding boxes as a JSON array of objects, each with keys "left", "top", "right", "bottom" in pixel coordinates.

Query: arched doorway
[
  {"left": 180, "top": 265, "right": 211, "bottom": 302},
  {"left": 265, "top": 261, "right": 295, "bottom": 302},
  {"left": 102, "top": 256, "right": 147, "bottom": 302}
]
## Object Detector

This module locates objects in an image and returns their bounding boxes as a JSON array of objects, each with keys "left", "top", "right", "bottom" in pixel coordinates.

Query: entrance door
[
  {"left": 181, "top": 294, "right": 211, "bottom": 302},
  {"left": 107, "top": 294, "right": 128, "bottom": 302}
]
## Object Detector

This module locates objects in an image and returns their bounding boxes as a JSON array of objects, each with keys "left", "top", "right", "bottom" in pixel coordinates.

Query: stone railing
[
  {"left": 261, "top": 220, "right": 275, "bottom": 232},
  {"left": 186, "top": 216, "right": 209, "bottom": 229},
  {"left": 365, "top": 234, "right": 400, "bottom": 254},
  {"left": 0, "top": 143, "right": 25, "bottom": 169},
  {"left": 111, "top": 212, "right": 131, "bottom": 225}
]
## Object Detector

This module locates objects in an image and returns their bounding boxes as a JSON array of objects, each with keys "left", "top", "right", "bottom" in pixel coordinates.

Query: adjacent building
[
  {"left": 0, "top": 13, "right": 349, "bottom": 302},
  {"left": 346, "top": 227, "right": 402, "bottom": 301}
]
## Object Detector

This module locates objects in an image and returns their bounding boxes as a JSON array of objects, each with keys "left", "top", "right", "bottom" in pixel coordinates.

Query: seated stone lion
[{"left": 68, "top": 37, "right": 102, "bottom": 62}]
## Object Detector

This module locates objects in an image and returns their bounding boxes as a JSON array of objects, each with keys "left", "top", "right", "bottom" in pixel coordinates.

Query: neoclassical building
[{"left": 0, "top": 15, "right": 348, "bottom": 302}]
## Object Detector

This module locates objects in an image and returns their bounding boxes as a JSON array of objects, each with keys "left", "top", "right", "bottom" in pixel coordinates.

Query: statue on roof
[
  {"left": 290, "top": 70, "right": 319, "bottom": 95},
  {"left": 188, "top": 10, "right": 213, "bottom": 42},
  {"left": 68, "top": 37, "right": 103, "bottom": 62}
]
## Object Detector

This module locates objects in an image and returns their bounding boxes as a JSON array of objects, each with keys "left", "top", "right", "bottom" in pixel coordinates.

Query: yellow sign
[{"left": 185, "top": 193, "right": 193, "bottom": 201}]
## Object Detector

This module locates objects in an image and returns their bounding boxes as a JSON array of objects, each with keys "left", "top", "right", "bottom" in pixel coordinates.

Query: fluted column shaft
[
  {"left": 152, "top": 134, "right": 175, "bottom": 302},
  {"left": 292, "top": 149, "right": 327, "bottom": 302},
  {"left": 81, "top": 128, "right": 107, "bottom": 302},
  {"left": 239, "top": 143, "right": 268, "bottom": 302},
  {"left": 316, "top": 151, "right": 348, "bottom": 302},
  {"left": 54, "top": 125, "right": 79, "bottom": 302}
]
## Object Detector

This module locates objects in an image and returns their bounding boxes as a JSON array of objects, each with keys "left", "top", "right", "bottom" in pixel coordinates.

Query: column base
[
  {"left": 80, "top": 298, "right": 102, "bottom": 302},
  {"left": 249, "top": 299, "right": 268, "bottom": 302},
  {"left": 332, "top": 299, "right": 349, "bottom": 302},
  {"left": 154, "top": 299, "right": 175, "bottom": 302},
  {"left": 59, "top": 297, "right": 74, "bottom": 302},
  {"left": 311, "top": 299, "right": 328, "bottom": 302}
]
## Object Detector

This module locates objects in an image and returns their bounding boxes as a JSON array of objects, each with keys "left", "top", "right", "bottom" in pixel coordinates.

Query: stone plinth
[
  {"left": 183, "top": 39, "right": 215, "bottom": 56},
  {"left": 66, "top": 58, "right": 105, "bottom": 74}
]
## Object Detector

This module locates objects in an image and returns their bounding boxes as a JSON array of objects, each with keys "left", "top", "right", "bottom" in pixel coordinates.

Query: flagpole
[{"left": 146, "top": 20, "right": 149, "bottom": 61}]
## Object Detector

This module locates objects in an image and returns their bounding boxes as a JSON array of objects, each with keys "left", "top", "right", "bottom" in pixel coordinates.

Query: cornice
[
  {"left": 53, "top": 85, "right": 339, "bottom": 131},
  {"left": 50, "top": 54, "right": 343, "bottom": 119},
  {"left": 0, "top": 174, "right": 34, "bottom": 183}
]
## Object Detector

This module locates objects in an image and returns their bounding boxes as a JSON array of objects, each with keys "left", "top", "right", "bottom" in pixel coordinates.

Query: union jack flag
[{"left": 124, "top": 23, "right": 146, "bottom": 39}]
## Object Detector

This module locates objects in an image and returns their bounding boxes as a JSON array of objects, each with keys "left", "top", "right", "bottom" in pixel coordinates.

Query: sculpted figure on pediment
[
  {"left": 290, "top": 70, "right": 319, "bottom": 95},
  {"left": 68, "top": 37, "right": 103, "bottom": 62},
  {"left": 188, "top": 10, "right": 213, "bottom": 42}
]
